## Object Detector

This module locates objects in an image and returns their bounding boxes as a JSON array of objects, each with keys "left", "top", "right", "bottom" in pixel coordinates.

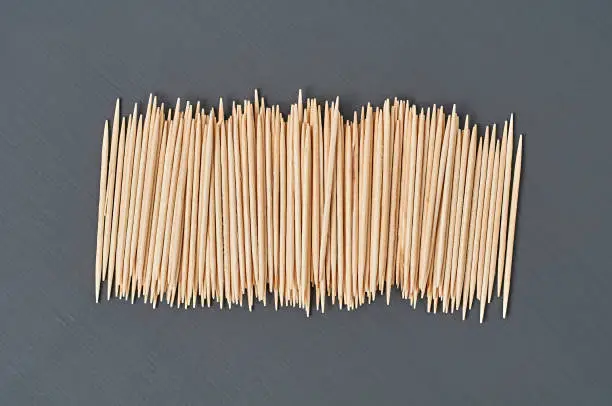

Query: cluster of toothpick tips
[{"left": 95, "top": 90, "right": 523, "bottom": 322}]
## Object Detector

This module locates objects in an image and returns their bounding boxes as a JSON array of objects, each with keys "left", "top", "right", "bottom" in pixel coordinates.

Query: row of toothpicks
[{"left": 95, "top": 90, "right": 523, "bottom": 322}]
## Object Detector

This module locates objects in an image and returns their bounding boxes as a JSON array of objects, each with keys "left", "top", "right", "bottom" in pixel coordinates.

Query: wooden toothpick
[
  {"left": 503, "top": 134, "right": 522, "bottom": 318},
  {"left": 95, "top": 120, "right": 109, "bottom": 302}
]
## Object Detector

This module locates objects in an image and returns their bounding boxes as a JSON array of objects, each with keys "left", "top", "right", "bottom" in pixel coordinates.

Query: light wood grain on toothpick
[
  {"left": 385, "top": 115, "right": 403, "bottom": 303},
  {"left": 187, "top": 108, "right": 202, "bottom": 307},
  {"left": 227, "top": 117, "right": 240, "bottom": 305},
  {"left": 95, "top": 120, "right": 109, "bottom": 302},
  {"left": 167, "top": 109, "right": 192, "bottom": 306},
  {"left": 480, "top": 138, "right": 500, "bottom": 323},
  {"left": 123, "top": 114, "right": 143, "bottom": 298},
  {"left": 107, "top": 115, "right": 127, "bottom": 299},
  {"left": 143, "top": 111, "right": 166, "bottom": 301},
  {"left": 378, "top": 100, "right": 393, "bottom": 293},
  {"left": 497, "top": 115, "right": 514, "bottom": 298},
  {"left": 213, "top": 118, "right": 225, "bottom": 307},
  {"left": 442, "top": 126, "right": 462, "bottom": 310},
  {"left": 503, "top": 135, "right": 522, "bottom": 318},
  {"left": 301, "top": 123, "right": 313, "bottom": 314},
  {"left": 129, "top": 95, "right": 154, "bottom": 301},
  {"left": 246, "top": 103, "right": 259, "bottom": 304},
  {"left": 279, "top": 118, "right": 287, "bottom": 306},
  {"left": 265, "top": 108, "right": 274, "bottom": 302},
  {"left": 318, "top": 97, "right": 341, "bottom": 304},
  {"left": 159, "top": 109, "right": 185, "bottom": 304},
  {"left": 102, "top": 100, "right": 121, "bottom": 286},
  {"left": 148, "top": 102, "right": 180, "bottom": 304},
  {"left": 469, "top": 126, "right": 489, "bottom": 308},
  {"left": 220, "top": 110, "right": 232, "bottom": 305},
  {"left": 134, "top": 100, "right": 159, "bottom": 297},
  {"left": 460, "top": 126, "right": 479, "bottom": 319},
  {"left": 488, "top": 128, "right": 506, "bottom": 303},
  {"left": 477, "top": 129, "right": 495, "bottom": 307}
]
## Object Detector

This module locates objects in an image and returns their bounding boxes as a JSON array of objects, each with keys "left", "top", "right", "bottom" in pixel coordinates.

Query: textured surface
[{"left": 1, "top": 0, "right": 611, "bottom": 404}]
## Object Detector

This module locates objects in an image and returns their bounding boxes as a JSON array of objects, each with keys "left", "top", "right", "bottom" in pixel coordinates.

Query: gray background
[{"left": 1, "top": 0, "right": 610, "bottom": 404}]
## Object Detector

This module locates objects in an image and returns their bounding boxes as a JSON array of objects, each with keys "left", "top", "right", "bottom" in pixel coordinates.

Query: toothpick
[
  {"left": 272, "top": 108, "right": 280, "bottom": 308},
  {"left": 409, "top": 107, "right": 424, "bottom": 301},
  {"left": 396, "top": 103, "right": 409, "bottom": 292},
  {"left": 107, "top": 115, "right": 127, "bottom": 299},
  {"left": 234, "top": 105, "right": 247, "bottom": 306},
  {"left": 476, "top": 129, "right": 495, "bottom": 307},
  {"left": 286, "top": 113, "right": 295, "bottom": 307},
  {"left": 203, "top": 161, "right": 214, "bottom": 306},
  {"left": 480, "top": 138, "right": 500, "bottom": 323},
  {"left": 329, "top": 167, "right": 337, "bottom": 304},
  {"left": 196, "top": 111, "right": 215, "bottom": 307},
  {"left": 239, "top": 108, "right": 254, "bottom": 309},
  {"left": 129, "top": 95, "right": 155, "bottom": 301},
  {"left": 350, "top": 114, "right": 360, "bottom": 307},
  {"left": 335, "top": 118, "right": 345, "bottom": 308},
  {"left": 221, "top": 113, "right": 232, "bottom": 305},
  {"left": 378, "top": 100, "right": 393, "bottom": 294},
  {"left": 246, "top": 103, "right": 259, "bottom": 304},
  {"left": 256, "top": 110, "right": 267, "bottom": 304},
  {"left": 443, "top": 127, "right": 463, "bottom": 310},
  {"left": 265, "top": 108, "right": 274, "bottom": 301},
  {"left": 208, "top": 171, "right": 218, "bottom": 307},
  {"left": 369, "top": 107, "right": 384, "bottom": 297},
  {"left": 301, "top": 123, "right": 313, "bottom": 314},
  {"left": 385, "top": 114, "right": 402, "bottom": 303},
  {"left": 469, "top": 126, "right": 489, "bottom": 308},
  {"left": 322, "top": 103, "right": 331, "bottom": 308},
  {"left": 123, "top": 113, "right": 143, "bottom": 298},
  {"left": 95, "top": 121, "right": 109, "bottom": 302},
  {"left": 143, "top": 111, "right": 167, "bottom": 301},
  {"left": 226, "top": 117, "right": 240, "bottom": 305},
  {"left": 503, "top": 135, "right": 522, "bottom": 318},
  {"left": 497, "top": 115, "right": 514, "bottom": 298},
  {"left": 167, "top": 108, "right": 192, "bottom": 306},
  {"left": 115, "top": 110, "right": 136, "bottom": 297},
  {"left": 420, "top": 106, "right": 452, "bottom": 292},
  {"left": 311, "top": 106, "right": 321, "bottom": 307},
  {"left": 213, "top": 118, "right": 224, "bottom": 307},
  {"left": 292, "top": 106, "right": 302, "bottom": 305},
  {"left": 135, "top": 100, "right": 160, "bottom": 298},
  {"left": 418, "top": 106, "right": 434, "bottom": 289},
  {"left": 279, "top": 118, "right": 287, "bottom": 307},
  {"left": 318, "top": 97, "right": 341, "bottom": 302},
  {"left": 102, "top": 99, "right": 121, "bottom": 286},
  {"left": 179, "top": 111, "right": 195, "bottom": 306},
  {"left": 149, "top": 100, "right": 181, "bottom": 305},
  {"left": 187, "top": 108, "right": 202, "bottom": 307},
  {"left": 159, "top": 109, "right": 185, "bottom": 303},
  {"left": 433, "top": 111, "right": 457, "bottom": 291},
  {"left": 488, "top": 131, "right": 506, "bottom": 303},
  {"left": 459, "top": 126, "right": 479, "bottom": 319},
  {"left": 344, "top": 121, "right": 353, "bottom": 307},
  {"left": 402, "top": 107, "right": 416, "bottom": 297}
]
